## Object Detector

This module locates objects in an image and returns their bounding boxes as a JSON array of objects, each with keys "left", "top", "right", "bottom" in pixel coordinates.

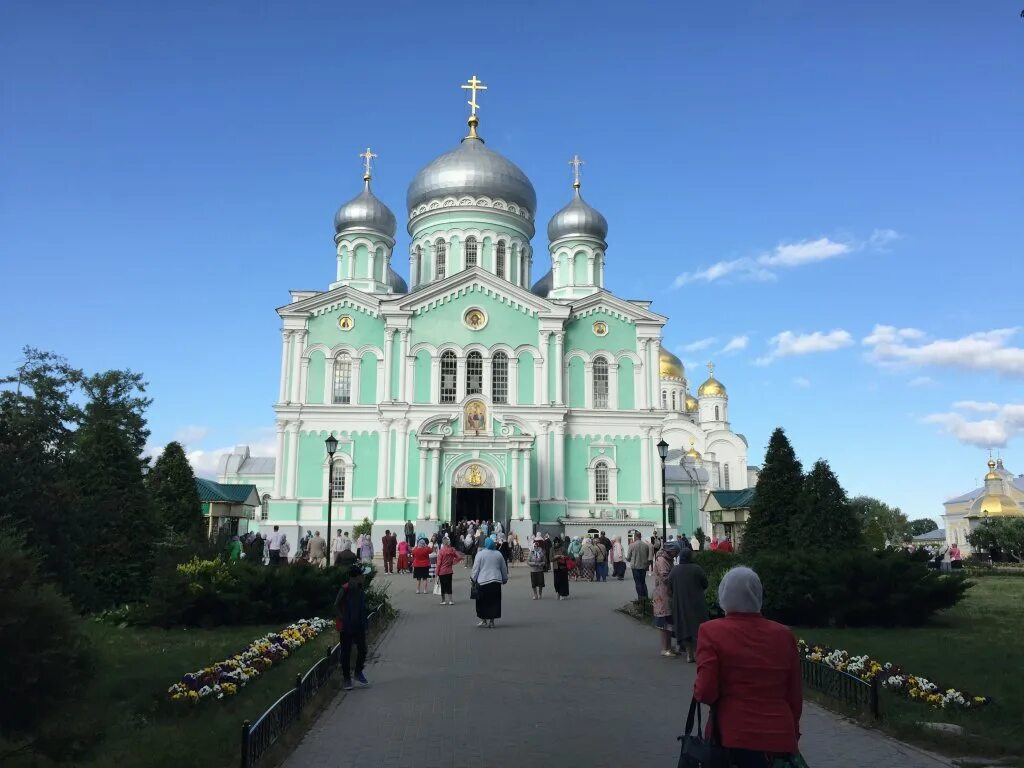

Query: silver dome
[
  {"left": 547, "top": 188, "right": 607, "bottom": 242},
  {"left": 386, "top": 265, "right": 408, "bottom": 294},
  {"left": 334, "top": 181, "right": 397, "bottom": 238},
  {"left": 530, "top": 268, "right": 552, "bottom": 298},
  {"left": 407, "top": 137, "right": 536, "bottom": 214}
]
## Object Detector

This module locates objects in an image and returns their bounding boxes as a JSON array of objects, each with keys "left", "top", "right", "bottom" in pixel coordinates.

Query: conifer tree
[
  {"left": 741, "top": 427, "right": 803, "bottom": 556},
  {"left": 792, "top": 459, "right": 864, "bottom": 550},
  {"left": 147, "top": 441, "right": 203, "bottom": 542}
]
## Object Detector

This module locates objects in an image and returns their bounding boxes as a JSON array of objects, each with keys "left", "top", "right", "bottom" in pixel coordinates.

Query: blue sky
[{"left": 2, "top": 1, "right": 1022, "bottom": 521}]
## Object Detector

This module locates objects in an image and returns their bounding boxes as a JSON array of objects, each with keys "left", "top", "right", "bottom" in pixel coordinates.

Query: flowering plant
[
  {"left": 167, "top": 618, "right": 332, "bottom": 703},
  {"left": 798, "top": 639, "right": 991, "bottom": 710}
]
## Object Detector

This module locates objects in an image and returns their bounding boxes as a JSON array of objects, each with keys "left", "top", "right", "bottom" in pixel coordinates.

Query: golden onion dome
[
  {"left": 984, "top": 458, "right": 999, "bottom": 481},
  {"left": 697, "top": 361, "right": 727, "bottom": 397},
  {"left": 971, "top": 493, "right": 1021, "bottom": 518},
  {"left": 684, "top": 438, "right": 702, "bottom": 461},
  {"left": 659, "top": 349, "right": 685, "bottom": 380},
  {"left": 685, "top": 392, "right": 699, "bottom": 412}
]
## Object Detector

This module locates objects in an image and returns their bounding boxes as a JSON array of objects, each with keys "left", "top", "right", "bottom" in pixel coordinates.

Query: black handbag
[
  {"left": 678, "top": 696, "right": 730, "bottom": 768},
  {"left": 469, "top": 579, "right": 479, "bottom": 600}
]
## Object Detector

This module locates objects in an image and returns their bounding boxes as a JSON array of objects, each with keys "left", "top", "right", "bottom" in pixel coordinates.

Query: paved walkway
[{"left": 285, "top": 566, "right": 950, "bottom": 768}]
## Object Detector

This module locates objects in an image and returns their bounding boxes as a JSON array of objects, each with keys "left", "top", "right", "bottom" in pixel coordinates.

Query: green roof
[
  {"left": 194, "top": 477, "right": 259, "bottom": 504},
  {"left": 709, "top": 489, "right": 756, "bottom": 509}
]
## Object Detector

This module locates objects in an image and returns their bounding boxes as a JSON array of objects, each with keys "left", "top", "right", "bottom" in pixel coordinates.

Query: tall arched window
[
  {"left": 331, "top": 470, "right": 346, "bottom": 500},
  {"left": 723, "top": 464, "right": 731, "bottom": 490},
  {"left": 435, "top": 238, "right": 447, "bottom": 279},
  {"left": 667, "top": 498, "right": 677, "bottom": 525},
  {"left": 662, "top": 390, "right": 667, "bottom": 409},
  {"left": 715, "top": 405, "right": 720, "bottom": 420},
  {"left": 440, "top": 350, "right": 457, "bottom": 403},
  {"left": 496, "top": 241, "right": 506, "bottom": 278},
  {"left": 466, "top": 351, "right": 483, "bottom": 395},
  {"left": 595, "top": 461, "right": 609, "bottom": 502},
  {"left": 671, "top": 391, "right": 677, "bottom": 411},
  {"left": 593, "top": 356, "right": 609, "bottom": 408},
  {"left": 492, "top": 351, "right": 508, "bottom": 403},
  {"left": 465, "top": 236, "right": 478, "bottom": 268},
  {"left": 332, "top": 354, "right": 352, "bottom": 404},
  {"left": 260, "top": 494, "right": 270, "bottom": 521}
]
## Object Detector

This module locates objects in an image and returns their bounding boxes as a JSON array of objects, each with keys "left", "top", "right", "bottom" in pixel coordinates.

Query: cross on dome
[
  {"left": 461, "top": 74, "right": 488, "bottom": 139},
  {"left": 359, "top": 147, "right": 377, "bottom": 182},
  {"left": 707, "top": 361, "right": 715, "bottom": 377},
  {"left": 569, "top": 154, "right": 585, "bottom": 189}
]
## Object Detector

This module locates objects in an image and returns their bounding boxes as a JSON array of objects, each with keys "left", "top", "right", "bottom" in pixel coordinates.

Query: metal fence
[
  {"left": 240, "top": 608, "right": 382, "bottom": 768},
  {"left": 800, "top": 657, "right": 880, "bottom": 720}
]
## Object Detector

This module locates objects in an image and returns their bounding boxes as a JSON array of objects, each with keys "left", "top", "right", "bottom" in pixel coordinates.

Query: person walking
[
  {"left": 436, "top": 536, "right": 461, "bottom": 605},
  {"left": 331, "top": 530, "right": 345, "bottom": 565},
  {"left": 404, "top": 520, "right": 415, "bottom": 549},
  {"left": 527, "top": 535, "right": 548, "bottom": 599},
  {"left": 226, "top": 534, "right": 242, "bottom": 561},
  {"left": 594, "top": 537, "right": 608, "bottom": 582},
  {"left": 693, "top": 567, "right": 803, "bottom": 767},
  {"left": 358, "top": 533, "right": 374, "bottom": 562},
  {"left": 308, "top": 531, "right": 327, "bottom": 567},
  {"left": 627, "top": 532, "right": 651, "bottom": 601},
  {"left": 471, "top": 538, "right": 508, "bottom": 628},
  {"left": 610, "top": 535, "right": 626, "bottom": 580},
  {"left": 653, "top": 539, "right": 680, "bottom": 656},
  {"left": 567, "top": 536, "right": 583, "bottom": 580},
  {"left": 278, "top": 534, "right": 291, "bottom": 564},
  {"left": 550, "top": 536, "right": 570, "bottom": 600},
  {"left": 334, "top": 564, "right": 370, "bottom": 690},
  {"left": 335, "top": 539, "right": 358, "bottom": 570},
  {"left": 267, "top": 525, "right": 284, "bottom": 565},
  {"left": 578, "top": 537, "right": 597, "bottom": 581},
  {"left": 382, "top": 529, "right": 397, "bottom": 573},
  {"left": 668, "top": 546, "right": 709, "bottom": 662}
]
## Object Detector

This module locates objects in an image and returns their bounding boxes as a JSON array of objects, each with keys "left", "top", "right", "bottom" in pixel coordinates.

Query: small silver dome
[
  {"left": 334, "top": 181, "right": 397, "bottom": 238},
  {"left": 530, "top": 268, "right": 552, "bottom": 298},
  {"left": 386, "top": 266, "right": 408, "bottom": 294},
  {"left": 547, "top": 188, "right": 607, "bottom": 242},
  {"left": 407, "top": 137, "right": 536, "bottom": 214}
]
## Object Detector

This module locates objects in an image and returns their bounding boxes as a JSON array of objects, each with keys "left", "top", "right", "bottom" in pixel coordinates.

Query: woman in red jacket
[
  {"left": 693, "top": 566, "right": 802, "bottom": 768},
  {"left": 411, "top": 538, "right": 433, "bottom": 594}
]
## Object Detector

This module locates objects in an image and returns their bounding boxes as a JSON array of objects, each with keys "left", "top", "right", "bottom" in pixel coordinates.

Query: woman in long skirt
[
  {"left": 551, "top": 536, "right": 570, "bottom": 600},
  {"left": 471, "top": 538, "right": 508, "bottom": 628}
]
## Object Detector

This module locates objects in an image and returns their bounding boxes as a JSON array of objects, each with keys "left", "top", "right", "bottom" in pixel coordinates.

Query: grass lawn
[
  {"left": 5, "top": 620, "right": 340, "bottom": 768},
  {"left": 797, "top": 576, "right": 1024, "bottom": 761}
]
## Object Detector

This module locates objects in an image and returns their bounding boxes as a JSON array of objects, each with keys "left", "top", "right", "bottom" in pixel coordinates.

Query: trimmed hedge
[{"left": 692, "top": 548, "right": 969, "bottom": 627}]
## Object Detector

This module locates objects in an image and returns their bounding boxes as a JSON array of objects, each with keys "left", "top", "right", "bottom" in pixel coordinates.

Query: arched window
[
  {"left": 435, "top": 238, "right": 447, "bottom": 279},
  {"left": 715, "top": 405, "right": 720, "bottom": 421},
  {"left": 492, "top": 351, "right": 508, "bottom": 403},
  {"left": 260, "top": 494, "right": 270, "bottom": 521},
  {"left": 331, "top": 470, "right": 346, "bottom": 500},
  {"left": 723, "top": 464, "right": 731, "bottom": 490},
  {"left": 593, "top": 356, "right": 609, "bottom": 408},
  {"left": 671, "top": 391, "right": 677, "bottom": 411},
  {"left": 595, "top": 461, "right": 609, "bottom": 502},
  {"left": 667, "top": 498, "right": 677, "bottom": 525},
  {"left": 662, "top": 390, "right": 667, "bottom": 409},
  {"left": 465, "top": 236, "right": 478, "bottom": 268},
  {"left": 332, "top": 354, "right": 352, "bottom": 404},
  {"left": 496, "top": 241, "right": 506, "bottom": 278},
  {"left": 440, "top": 350, "right": 457, "bottom": 403},
  {"left": 466, "top": 351, "right": 483, "bottom": 395}
]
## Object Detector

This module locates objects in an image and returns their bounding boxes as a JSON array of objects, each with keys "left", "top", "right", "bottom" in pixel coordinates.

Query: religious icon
[
  {"left": 338, "top": 315, "right": 354, "bottom": 331},
  {"left": 593, "top": 321, "right": 608, "bottom": 336},
  {"left": 465, "top": 464, "right": 485, "bottom": 487},
  {"left": 464, "top": 308, "right": 486, "bottom": 330},
  {"left": 464, "top": 400, "right": 486, "bottom": 432}
]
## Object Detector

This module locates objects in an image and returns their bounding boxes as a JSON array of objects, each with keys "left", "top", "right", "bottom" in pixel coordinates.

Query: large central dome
[{"left": 406, "top": 137, "right": 537, "bottom": 214}]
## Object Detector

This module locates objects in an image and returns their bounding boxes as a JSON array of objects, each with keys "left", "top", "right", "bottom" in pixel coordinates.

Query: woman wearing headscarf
[
  {"left": 411, "top": 537, "right": 433, "bottom": 594},
  {"left": 358, "top": 534, "right": 374, "bottom": 562},
  {"left": 436, "top": 536, "right": 461, "bottom": 605},
  {"left": 668, "top": 547, "right": 709, "bottom": 662},
  {"left": 470, "top": 537, "right": 508, "bottom": 628},
  {"left": 610, "top": 535, "right": 626, "bottom": 580},
  {"left": 578, "top": 537, "right": 597, "bottom": 582},
  {"left": 652, "top": 539, "right": 680, "bottom": 656},
  {"left": 550, "top": 536, "right": 570, "bottom": 600},
  {"left": 694, "top": 567, "right": 802, "bottom": 767},
  {"left": 397, "top": 537, "right": 411, "bottom": 574},
  {"left": 527, "top": 535, "right": 548, "bottom": 599}
]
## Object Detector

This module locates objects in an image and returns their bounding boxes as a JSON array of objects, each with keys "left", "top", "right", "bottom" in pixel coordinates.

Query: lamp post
[
  {"left": 657, "top": 439, "right": 669, "bottom": 543},
  {"left": 325, "top": 435, "right": 338, "bottom": 562}
]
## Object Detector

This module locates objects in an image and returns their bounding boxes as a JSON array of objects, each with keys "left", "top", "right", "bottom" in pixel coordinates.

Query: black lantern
[{"left": 325, "top": 435, "right": 338, "bottom": 560}]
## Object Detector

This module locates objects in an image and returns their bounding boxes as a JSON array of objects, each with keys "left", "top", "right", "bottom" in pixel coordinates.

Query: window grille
[
  {"left": 466, "top": 351, "right": 483, "bottom": 395},
  {"left": 723, "top": 464, "right": 731, "bottom": 490},
  {"left": 593, "top": 356, "right": 609, "bottom": 408},
  {"left": 435, "top": 239, "right": 446, "bottom": 279},
  {"left": 595, "top": 461, "right": 609, "bottom": 502},
  {"left": 496, "top": 241, "right": 506, "bottom": 278},
  {"left": 667, "top": 498, "right": 677, "bottom": 525},
  {"left": 333, "top": 355, "right": 352, "bottom": 404},
  {"left": 440, "top": 350, "right": 457, "bottom": 403},
  {"left": 492, "top": 351, "right": 508, "bottom": 403},
  {"left": 260, "top": 494, "right": 270, "bottom": 521},
  {"left": 671, "top": 391, "right": 677, "bottom": 410},
  {"left": 465, "top": 236, "right": 478, "bottom": 268},
  {"left": 331, "top": 470, "right": 345, "bottom": 500},
  {"left": 662, "top": 390, "right": 667, "bottom": 409}
]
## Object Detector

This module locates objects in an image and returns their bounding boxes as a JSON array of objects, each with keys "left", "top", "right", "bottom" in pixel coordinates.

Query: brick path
[{"left": 284, "top": 565, "right": 950, "bottom": 767}]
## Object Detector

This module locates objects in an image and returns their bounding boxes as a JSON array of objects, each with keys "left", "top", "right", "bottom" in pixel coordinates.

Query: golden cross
[
  {"left": 569, "top": 154, "right": 584, "bottom": 189},
  {"left": 359, "top": 147, "right": 377, "bottom": 181},
  {"left": 461, "top": 74, "right": 487, "bottom": 117},
  {"left": 707, "top": 361, "right": 715, "bottom": 377}
]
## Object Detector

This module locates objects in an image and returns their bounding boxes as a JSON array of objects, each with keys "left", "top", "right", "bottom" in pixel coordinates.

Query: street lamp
[
  {"left": 325, "top": 435, "right": 338, "bottom": 563},
  {"left": 657, "top": 439, "right": 669, "bottom": 543}
]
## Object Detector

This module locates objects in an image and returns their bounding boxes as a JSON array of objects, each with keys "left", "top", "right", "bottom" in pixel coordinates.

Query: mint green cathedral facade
[{"left": 218, "top": 81, "right": 751, "bottom": 547}]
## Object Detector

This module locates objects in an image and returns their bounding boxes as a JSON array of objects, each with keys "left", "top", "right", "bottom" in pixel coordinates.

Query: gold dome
[
  {"left": 971, "top": 494, "right": 1021, "bottom": 518},
  {"left": 697, "top": 362, "right": 727, "bottom": 397},
  {"left": 984, "top": 458, "right": 999, "bottom": 481},
  {"left": 685, "top": 392, "right": 699, "bottom": 412},
  {"left": 659, "top": 349, "right": 685, "bottom": 380},
  {"left": 684, "top": 438, "right": 702, "bottom": 461}
]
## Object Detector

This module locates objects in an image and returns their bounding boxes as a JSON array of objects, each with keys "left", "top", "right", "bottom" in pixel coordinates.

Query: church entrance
[{"left": 452, "top": 488, "right": 493, "bottom": 524}]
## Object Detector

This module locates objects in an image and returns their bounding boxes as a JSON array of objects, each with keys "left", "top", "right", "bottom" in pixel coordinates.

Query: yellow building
[{"left": 942, "top": 458, "right": 1023, "bottom": 553}]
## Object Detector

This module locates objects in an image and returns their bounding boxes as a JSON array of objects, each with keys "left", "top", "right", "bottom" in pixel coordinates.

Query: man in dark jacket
[
  {"left": 335, "top": 539, "right": 358, "bottom": 570},
  {"left": 334, "top": 564, "right": 369, "bottom": 689}
]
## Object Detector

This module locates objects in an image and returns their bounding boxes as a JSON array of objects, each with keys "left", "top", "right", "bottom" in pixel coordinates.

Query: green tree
[
  {"left": 863, "top": 518, "right": 886, "bottom": 550},
  {"left": 147, "top": 441, "right": 203, "bottom": 541},
  {"left": 909, "top": 517, "right": 939, "bottom": 537},
  {"left": 792, "top": 459, "right": 864, "bottom": 550},
  {"left": 851, "top": 495, "right": 911, "bottom": 545},
  {"left": 742, "top": 427, "right": 804, "bottom": 556},
  {"left": 968, "top": 518, "right": 1024, "bottom": 562}
]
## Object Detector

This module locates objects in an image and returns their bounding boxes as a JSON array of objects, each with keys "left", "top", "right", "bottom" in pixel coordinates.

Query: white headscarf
[{"left": 718, "top": 566, "right": 763, "bottom": 615}]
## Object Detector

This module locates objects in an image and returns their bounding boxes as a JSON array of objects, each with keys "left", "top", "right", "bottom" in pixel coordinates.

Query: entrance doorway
[{"left": 453, "top": 488, "right": 493, "bottom": 524}]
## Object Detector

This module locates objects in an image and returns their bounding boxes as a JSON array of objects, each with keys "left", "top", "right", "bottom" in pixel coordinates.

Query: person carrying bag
[{"left": 678, "top": 696, "right": 729, "bottom": 767}]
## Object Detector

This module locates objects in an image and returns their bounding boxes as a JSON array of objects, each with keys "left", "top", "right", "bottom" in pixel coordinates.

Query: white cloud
[
  {"left": 864, "top": 325, "right": 1024, "bottom": 376},
  {"left": 721, "top": 335, "right": 749, "bottom": 353},
  {"left": 673, "top": 258, "right": 774, "bottom": 287},
  {"left": 923, "top": 402, "right": 1024, "bottom": 448},
  {"left": 759, "top": 237, "right": 851, "bottom": 268},
  {"left": 869, "top": 228, "right": 902, "bottom": 250},
  {"left": 907, "top": 376, "right": 934, "bottom": 387},
  {"left": 756, "top": 329, "right": 854, "bottom": 365},
  {"left": 793, "top": 376, "right": 812, "bottom": 388},
  {"left": 952, "top": 401, "right": 1001, "bottom": 413},
  {"left": 683, "top": 337, "right": 718, "bottom": 352},
  {"left": 172, "top": 425, "right": 209, "bottom": 447}
]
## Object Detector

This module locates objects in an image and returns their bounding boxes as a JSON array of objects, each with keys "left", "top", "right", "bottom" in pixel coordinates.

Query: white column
[
  {"left": 417, "top": 449, "right": 428, "bottom": 519},
  {"left": 274, "top": 422, "right": 287, "bottom": 497},
  {"left": 337, "top": 249, "right": 344, "bottom": 282},
  {"left": 378, "top": 420, "right": 392, "bottom": 498},
  {"left": 286, "top": 423, "right": 300, "bottom": 498},
  {"left": 540, "top": 332, "right": 550, "bottom": 405},
  {"left": 640, "top": 426, "right": 652, "bottom": 504},
  {"left": 583, "top": 362, "right": 594, "bottom": 409},
  {"left": 609, "top": 362, "right": 620, "bottom": 410},
  {"left": 398, "top": 330, "right": 409, "bottom": 401},
  {"left": 278, "top": 331, "right": 291, "bottom": 403},
  {"left": 534, "top": 358, "right": 545, "bottom": 406},
  {"left": 393, "top": 419, "right": 409, "bottom": 498},
  {"left": 429, "top": 448, "right": 441, "bottom": 519},
  {"left": 323, "top": 357, "right": 333, "bottom": 404},
  {"left": 430, "top": 355, "right": 440, "bottom": 403},
  {"left": 297, "top": 356, "right": 310, "bottom": 404},
  {"left": 290, "top": 331, "right": 306, "bottom": 403},
  {"left": 351, "top": 356, "right": 362, "bottom": 405},
  {"left": 649, "top": 338, "right": 661, "bottom": 412},
  {"left": 522, "top": 447, "right": 531, "bottom": 520},
  {"left": 553, "top": 333, "right": 564, "bottom": 405},
  {"left": 383, "top": 329, "right": 394, "bottom": 401},
  {"left": 587, "top": 254, "right": 595, "bottom": 285},
  {"left": 537, "top": 421, "right": 550, "bottom": 499},
  {"left": 409, "top": 252, "right": 417, "bottom": 289},
  {"left": 554, "top": 422, "right": 566, "bottom": 499},
  {"left": 638, "top": 340, "right": 649, "bottom": 409},
  {"left": 508, "top": 357, "right": 519, "bottom": 405},
  {"left": 346, "top": 248, "right": 355, "bottom": 279},
  {"left": 482, "top": 357, "right": 492, "bottom": 402},
  {"left": 511, "top": 449, "right": 521, "bottom": 522},
  {"left": 368, "top": 250, "right": 377, "bottom": 283},
  {"left": 376, "top": 358, "right": 385, "bottom": 402}
]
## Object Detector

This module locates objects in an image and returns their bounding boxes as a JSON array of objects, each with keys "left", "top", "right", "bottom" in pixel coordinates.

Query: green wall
[
  {"left": 618, "top": 357, "right": 635, "bottom": 409},
  {"left": 409, "top": 287, "right": 538, "bottom": 349},
  {"left": 306, "top": 350, "right": 325, "bottom": 404},
  {"left": 307, "top": 305, "right": 385, "bottom": 349},
  {"left": 568, "top": 357, "right": 585, "bottom": 408},
  {"left": 359, "top": 351, "right": 378, "bottom": 405},
  {"left": 518, "top": 351, "right": 534, "bottom": 404},
  {"left": 414, "top": 350, "right": 431, "bottom": 403},
  {"left": 565, "top": 311, "right": 635, "bottom": 355}
]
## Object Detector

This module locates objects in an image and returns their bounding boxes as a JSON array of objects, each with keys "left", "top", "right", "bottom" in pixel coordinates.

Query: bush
[{"left": 352, "top": 517, "right": 373, "bottom": 538}]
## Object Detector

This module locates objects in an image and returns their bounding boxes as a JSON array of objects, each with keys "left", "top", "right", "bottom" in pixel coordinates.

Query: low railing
[
  {"left": 800, "top": 657, "right": 880, "bottom": 720},
  {"left": 240, "top": 608, "right": 383, "bottom": 768}
]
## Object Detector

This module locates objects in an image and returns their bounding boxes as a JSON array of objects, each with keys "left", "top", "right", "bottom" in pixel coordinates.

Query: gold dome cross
[
  {"left": 569, "top": 154, "right": 585, "bottom": 189},
  {"left": 461, "top": 74, "right": 487, "bottom": 117},
  {"left": 359, "top": 147, "right": 377, "bottom": 182}
]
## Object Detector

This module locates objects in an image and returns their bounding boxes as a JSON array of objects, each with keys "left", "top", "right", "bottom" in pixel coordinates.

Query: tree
[
  {"left": 863, "top": 518, "right": 886, "bottom": 550},
  {"left": 147, "top": 441, "right": 203, "bottom": 541},
  {"left": 742, "top": 427, "right": 804, "bottom": 556},
  {"left": 851, "top": 496, "right": 911, "bottom": 545},
  {"left": 909, "top": 518, "right": 939, "bottom": 537},
  {"left": 792, "top": 459, "right": 864, "bottom": 550},
  {"left": 968, "top": 519, "right": 1024, "bottom": 562}
]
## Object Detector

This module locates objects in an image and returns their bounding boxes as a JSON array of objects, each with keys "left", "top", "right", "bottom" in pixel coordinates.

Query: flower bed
[
  {"left": 798, "top": 639, "right": 991, "bottom": 710},
  {"left": 168, "top": 618, "right": 332, "bottom": 703}
]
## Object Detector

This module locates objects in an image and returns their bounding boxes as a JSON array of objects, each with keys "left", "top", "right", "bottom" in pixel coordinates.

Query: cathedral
[{"left": 218, "top": 77, "right": 752, "bottom": 545}]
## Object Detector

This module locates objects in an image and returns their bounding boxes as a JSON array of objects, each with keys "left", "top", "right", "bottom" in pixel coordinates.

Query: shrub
[{"left": 352, "top": 517, "right": 373, "bottom": 538}]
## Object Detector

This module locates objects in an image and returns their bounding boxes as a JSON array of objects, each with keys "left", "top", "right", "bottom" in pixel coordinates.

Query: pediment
[
  {"left": 568, "top": 290, "right": 667, "bottom": 325},
  {"left": 386, "top": 267, "right": 558, "bottom": 318},
  {"left": 278, "top": 285, "right": 382, "bottom": 319}
]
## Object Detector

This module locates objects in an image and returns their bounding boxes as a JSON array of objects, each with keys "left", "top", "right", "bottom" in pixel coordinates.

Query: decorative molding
[{"left": 409, "top": 195, "right": 534, "bottom": 223}]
